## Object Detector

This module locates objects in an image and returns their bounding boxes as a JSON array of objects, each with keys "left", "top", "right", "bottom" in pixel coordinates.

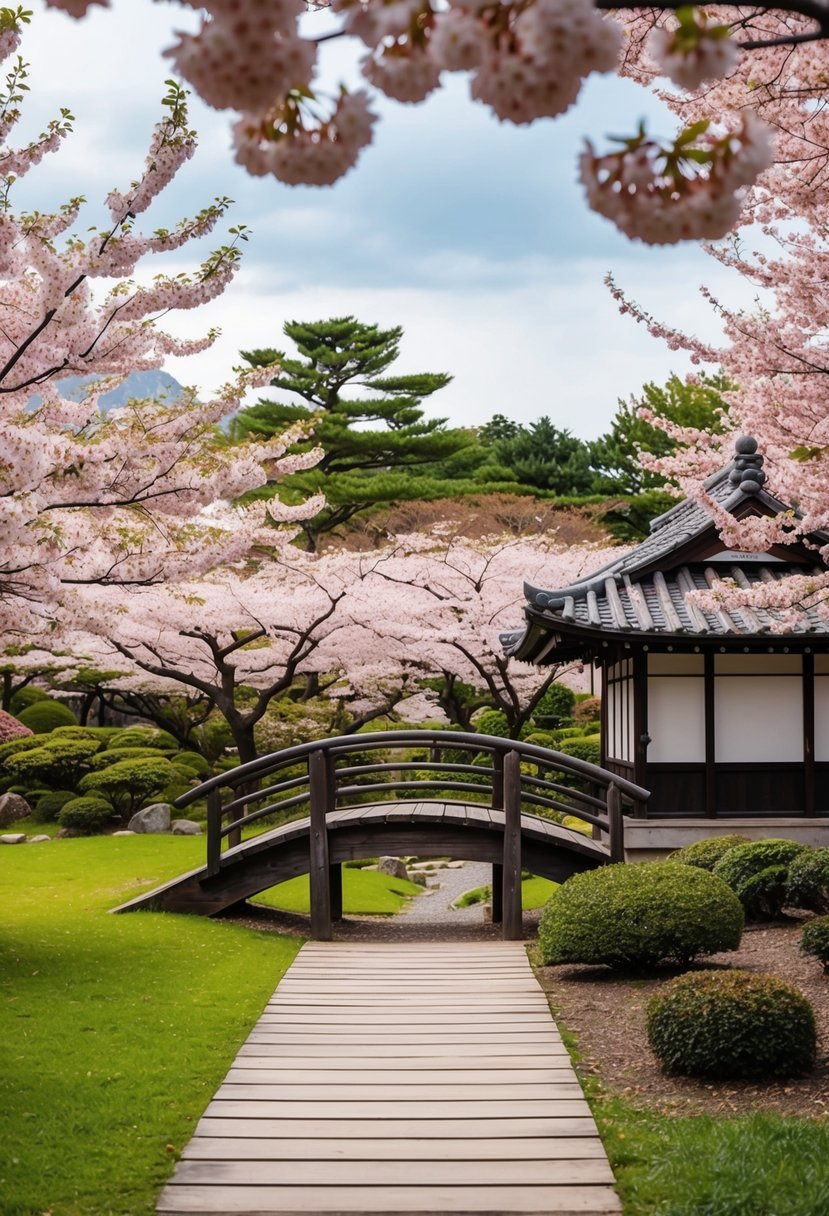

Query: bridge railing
[{"left": 177, "top": 730, "right": 650, "bottom": 895}]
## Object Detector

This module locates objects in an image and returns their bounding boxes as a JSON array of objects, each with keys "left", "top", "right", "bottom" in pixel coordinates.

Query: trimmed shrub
[
  {"left": 558, "top": 735, "right": 601, "bottom": 766},
  {"left": 671, "top": 834, "right": 750, "bottom": 872},
  {"left": 538, "top": 861, "right": 744, "bottom": 969},
  {"left": 5, "top": 737, "right": 103, "bottom": 790},
  {"left": 106, "top": 727, "right": 179, "bottom": 751},
  {"left": 51, "top": 725, "right": 124, "bottom": 743},
  {"left": 8, "top": 686, "right": 50, "bottom": 715},
  {"left": 30, "top": 789, "right": 76, "bottom": 823},
  {"left": 0, "top": 734, "right": 43, "bottom": 765},
  {"left": 786, "top": 848, "right": 829, "bottom": 914},
  {"left": 647, "top": 970, "right": 816, "bottom": 1078},
  {"left": 562, "top": 815, "right": 592, "bottom": 836},
  {"left": 573, "top": 696, "right": 601, "bottom": 726},
  {"left": 78, "top": 756, "right": 177, "bottom": 817},
  {"left": 89, "top": 746, "right": 175, "bottom": 771},
  {"left": 58, "top": 796, "right": 115, "bottom": 835},
  {"left": 801, "top": 916, "right": 829, "bottom": 974},
  {"left": 475, "top": 709, "right": 511, "bottom": 738},
  {"left": 532, "top": 683, "right": 576, "bottom": 727},
  {"left": 0, "top": 709, "right": 33, "bottom": 743},
  {"left": 713, "top": 838, "right": 810, "bottom": 918},
  {"left": 174, "top": 750, "right": 211, "bottom": 779},
  {"left": 17, "top": 699, "right": 77, "bottom": 733}
]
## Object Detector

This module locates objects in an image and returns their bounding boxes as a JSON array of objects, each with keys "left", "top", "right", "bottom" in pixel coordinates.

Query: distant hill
[{"left": 31, "top": 370, "right": 186, "bottom": 410}]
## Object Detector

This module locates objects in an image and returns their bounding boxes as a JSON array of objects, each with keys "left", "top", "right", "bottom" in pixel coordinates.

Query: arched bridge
[{"left": 114, "top": 730, "right": 649, "bottom": 939}]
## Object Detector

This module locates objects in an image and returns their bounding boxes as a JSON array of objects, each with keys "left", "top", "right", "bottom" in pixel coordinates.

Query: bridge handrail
[{"left": 176, "top": 730, "right": 649, "bottom": 880}]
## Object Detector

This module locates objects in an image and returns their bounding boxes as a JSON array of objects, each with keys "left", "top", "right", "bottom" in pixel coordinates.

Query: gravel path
[{"left": 233, "top": 859, "right": 542, "bottom": 943}]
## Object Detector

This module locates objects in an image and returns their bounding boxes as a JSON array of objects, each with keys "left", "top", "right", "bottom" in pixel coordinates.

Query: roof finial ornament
[{"left": 729, "top": 434, "right": 766, "bottom": 494}]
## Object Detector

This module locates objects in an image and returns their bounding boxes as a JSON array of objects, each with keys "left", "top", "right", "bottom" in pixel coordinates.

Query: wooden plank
[
  {"left": 224, "top": 1068, "right": 573, "bottom": 1085},
  {"left": 158, "top": 1183, "right": 621, "bottom": 1213},
  {"left": 237, "top": 1042, "right": 569, "bottom": 1058},
  {"left": 169, "top": 1158, "right": 615, "bottom": 1186},
  {"left": 194, "top": 1117, "right": 603, "bottom": 1140},
  {"left": 231, "top": 1055, "right": 571, "bottom": 1070},
  {"left": 204, "top": 1100, "right": 593, "bottom": 1119},
  {"left": 214, "top": 1083, "right": 586, "bottom": 1101},
  {"left": 182, "top": 1137, "right": 608, "bottom": 1161}
]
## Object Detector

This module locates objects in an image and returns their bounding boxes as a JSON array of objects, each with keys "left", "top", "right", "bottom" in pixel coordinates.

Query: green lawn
[
  {"left": 453, "top": 874, "right": 558, "bottom": 910},
  {"left": 1, "top": 836, "right": 302, "bottom": 1216},
  {"left": 252, "top": 867, "right": 423, "bottom": 914}
]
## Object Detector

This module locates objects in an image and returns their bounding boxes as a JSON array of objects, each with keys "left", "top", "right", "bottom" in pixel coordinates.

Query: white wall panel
[
  {"left": 814, "top": 677, "right": 829, "bottom": 762},
  {"left": 715, "top": 677, "right": 802, "bottom": 762},
  {"left": 606, "top": 677, "right": 633, "bottom": 762},
  {"left": 647, "top": 678, "right": 705, "bottom": 762}
]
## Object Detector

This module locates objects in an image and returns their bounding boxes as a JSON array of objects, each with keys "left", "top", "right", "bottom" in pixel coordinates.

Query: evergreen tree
[
  {"left": 590, "top": 371, "right": 732, "bottom": 496},
  {"left": 484, "top": 416, "right": 596, "bottom": 495},
  {"left": 232, "top": 317, "right": 472, "bottom": 549}
]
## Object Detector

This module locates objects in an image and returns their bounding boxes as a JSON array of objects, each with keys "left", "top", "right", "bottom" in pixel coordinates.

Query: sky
[{"left": 18, "top": 1, "right": 753, "bottom": 439}]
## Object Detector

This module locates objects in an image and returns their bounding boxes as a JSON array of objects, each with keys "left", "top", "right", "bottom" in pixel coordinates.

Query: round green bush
[
  {"left": 78, "top": 756, "right": 177, "bottom": 817},
  {"left": 5, "top": 736, "right": 103, "bottom": 791},
  {"left": 174, "top": 750, "right": 211, "bottom": 779},
  {"left": 671, "top": 834, "right": 750, "bottom": 871},
  {"left": 8, "top": 686, "right": 50, "bottom": 715},
  {"left": 538, "top": 861, "right": 744, "bottom": 969},
  {"left": 0, "top": 735, "right": 43, "bottom": 766},
  {"left": 17, "top": 699, "right": 78, "bottom": 733},
  {"left": 106, "top": 727, "right": 179, "bottom": 751},
  {"left": 475, "top": 709, "right": 511, "bottom": 738},
  {"left": 558, "top": 735, "right": 601, "bottom": 765},
  {"left": 31, "top": 789, "right": 76, "bottom": 823},
  {"left": 801, "top": 916, "right": 829, "bottom": 974},
  {"left": 786, "top": 848, "right": 829, "bottom": 914},
  {"left": 58, "top": 796, "right": 115, "bottom": 835},
  {"left": 713, "top": 838, "right": 810, "bottom": 917},
  {"left": 647, "top": 970, "right": 816, "bottom": 1078},
  {"left": 532, "top": 683, "right": 576, "bottom": 727},
  {"left": 89, "top": 746, "right": 175, "bottom": 771}
]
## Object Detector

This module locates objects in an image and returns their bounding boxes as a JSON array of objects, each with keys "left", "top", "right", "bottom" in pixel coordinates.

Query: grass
[
  {"left": 252, "top": 867, "right": 423, "bottom": 914},
  {"left": 453, "top": 874, "right": 559, "bottom": 910},
  {"left": 1, "top": 835, "right": 303, "bottom": 1216}
]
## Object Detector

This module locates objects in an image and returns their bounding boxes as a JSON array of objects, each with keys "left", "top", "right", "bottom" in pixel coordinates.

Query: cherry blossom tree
[
  {"left": 0, "top": 14, "right": 322, "bottom": 637},
  {"left": 44, "top": 0, "right": 829, "bottom": 243}
]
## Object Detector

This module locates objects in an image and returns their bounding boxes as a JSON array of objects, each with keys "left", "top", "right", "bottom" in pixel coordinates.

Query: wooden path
[{"left": 157, "top": 943, "right": 620, "bottom": 1215}]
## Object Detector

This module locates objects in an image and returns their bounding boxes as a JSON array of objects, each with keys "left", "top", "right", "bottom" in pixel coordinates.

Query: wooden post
[
  {"left": 607, "top": 782, "right": 624, "bottom": 863},
  {"left": 491, "top": 863, "right": 503, "bottom": 923},
  {"left": 308, "top": 749, "right": 332, "bottom": 941},
  {"left": 804, "top": 652, "right": 816, "bottom": 816},
  {"left": 502, "top": 749, "right": 522, "bottom": 941},
  {"left": 206, "top": 788, "right": 222, "bottom": 877},
  {"left": 704, "top": 650, "right": 716, "bottom": 818},
  {"left": 329, "top": 862, "right": 343, "bottom": 921}
]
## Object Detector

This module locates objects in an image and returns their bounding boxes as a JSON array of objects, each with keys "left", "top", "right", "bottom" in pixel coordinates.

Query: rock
[
  {"left": 172, "top": 819, "right": 202, "bottom": 835},
  {"left": 446, "top": 860, "right": 465, "bottom": 869},
  {"left": 128, "top": 803, "right": 172, "bottom": 834},
  {"left": 377, "top": 856, "right": 409, "bottom": 880},
  {"left": 1, "top": 833, "right": 27, "bottom": 844},
  {"left": 0, "top": 792, "right": 31, "bottom": 827},
  {"left": 112, "top": 830, "right": 136, "bottom": 837},
  {"left": 410, "top": 871, "right": 428, "bottom": 887},
  {"left": 55, "top": 828, "right": 71, "bottom": 838},
  {"left": 28, "top": 834, "right": 51, "bottom": 843}
]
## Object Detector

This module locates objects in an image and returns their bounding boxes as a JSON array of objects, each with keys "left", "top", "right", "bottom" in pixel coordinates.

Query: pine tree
[{"left": 232, "top": 317, "right": 472, "bottom": 549}]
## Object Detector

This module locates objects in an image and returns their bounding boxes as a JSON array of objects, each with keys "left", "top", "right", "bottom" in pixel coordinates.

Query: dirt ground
[{"left": 534, "top": 917, "right": 829, "bottom": 1117}]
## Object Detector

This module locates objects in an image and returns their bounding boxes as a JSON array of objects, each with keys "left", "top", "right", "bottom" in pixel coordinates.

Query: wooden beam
[
  {"left": 491, "top": 863, "right": 503, "bottom": 923},
  {"left": 607, "top": 783, "right": 624, "bottom": 864},
  {"left": 704, "top": 651, "right": 716, "bottom": 818},
  {"left": 502, "top": 749, "right": 522, "bottom": 941},
  {"left": 804, "top": 651, "right": 816, "bottom": 817},
  {"left": 329, "top": 862, "right": 344, "bottom": 921},
  {"left": 632, "top": 650, "right": 648, "bottom": 813},
  {"left": 308, "top": 749, "right": 332, "bottom": 941},
  {"left": 206, "top": 788, "right": 222, "bottom": 877}
]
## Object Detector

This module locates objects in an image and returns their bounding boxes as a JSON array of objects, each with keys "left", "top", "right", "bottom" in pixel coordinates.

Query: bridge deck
[{"left": 156, "top": 942, "right": 620, "bottom": 1215}]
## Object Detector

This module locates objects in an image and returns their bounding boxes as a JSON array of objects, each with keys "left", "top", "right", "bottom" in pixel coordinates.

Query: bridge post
[
  {"left": 607, "top": 782, "right": 624, "bottom": 863},
  {"left": 491, "top": 864, "right": 503, "bottom": 923},
  {"left": 206, "top": 788, "right": 222, "bottom": 877},
  {"left": 308, "top": 749, "right": 333, "bottom": 941},
  {"left": 329, "top": 863, "right": 343, "bottom": 921},
  {"left": 502, "top": 749, "right": 522, "bottom": 940}
]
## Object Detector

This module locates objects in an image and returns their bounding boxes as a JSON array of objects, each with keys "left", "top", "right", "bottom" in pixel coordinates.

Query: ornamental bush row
[{"left": 672, "top": 835, "right": 829, "bottom": 919}]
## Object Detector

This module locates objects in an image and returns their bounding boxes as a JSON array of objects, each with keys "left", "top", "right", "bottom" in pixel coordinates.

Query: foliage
[
  {"left": 786, "top": 848, "right": 829, "bottom": 915},
  {"left": 0, "top": 734, "right": 44, "bottom": 764},
  {"left": 591, "top": 372, "right": 731, "bottom": 496},
  {"left": 17, "top": 699, "right": 78, "bottom": 733},
  {"left": 89, "top": 746, "right": 176, "bottom": 771},
  {"left": 8, "top": 685, "right": 51, "bottom": 715},
  {"left": 532, "top": 683, "right": 576, "bottom": 727},
  {"left": 58, "top": 796, "right": 115, "bottom": 835},
  {"left": 475, "top": 709, "right": 511, "bottom": 738},
  {"left": 800, "top": 916, "right": 829, "bottom": 974},
  {"left": 78, "top": 757, "right": 177, "bottom": 818},
  {"left": 557, "top": 735, "right": 601, "bottom": 765},
  {"left": 599, "top": 489, "right": 682, "bottom": 543},
  {"left": 0, "top": 834, "right": 300, "bottom": 1216},
  {"left": 538, "top": 862, "right": 744, "bottom": 969},
  {"left": 0, "top": 708, "right": 32, "bottom": 744},
  {"left": 107, "top": 727, "right": 180, "bottom": 751},
  {"left": 646, "top": 970, "right": 816, "bottom": 1079},
  {"left": 30, "top": 788, "right": 76, "bottom": 823},
  {"left": 482, "top": 416, "right": 596, "bottom": 495},
  {"left": 5, "top": 736, "right": 103, "bottom": 791},
  {"left": 712, "top": 838, "right": 810, "bottom": 918},
  {"left": 671, "top": 834, "right": 751, "bottom": 871},
  {"left": 174, "top": 750, "right": 212, "bottom": 779},
  {"left": 233, "top": 316, "right": 468, "bottom": 549}
]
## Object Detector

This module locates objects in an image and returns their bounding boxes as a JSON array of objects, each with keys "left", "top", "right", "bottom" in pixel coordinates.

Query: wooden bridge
[{"left": 116, "top": 730, "right": 648, "bottom": 939}]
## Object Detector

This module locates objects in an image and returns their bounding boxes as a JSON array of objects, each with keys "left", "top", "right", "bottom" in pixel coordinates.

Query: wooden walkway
[{"left": 157, "top": 943, "right": 620, "bottom": 1215}]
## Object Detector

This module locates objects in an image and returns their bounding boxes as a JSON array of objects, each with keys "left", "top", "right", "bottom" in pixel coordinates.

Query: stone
[
  {"left": 446, "top": 860, "right": 465, "bottom": 869},
  {"left": 28, "top": 835, "right": 51, "bottom": 843},
  {"left": 0, "top": 792, "right": 31, "bottom": 827},
  {"left": 172, "top": 819, "right": 202, "bottom": 835},
  {"left": 377, "top": 855, "right": 409, "bottom": 880},
  {"left": 128, "top": 803, "right": 172, "bottom": 834},
  {"left": 112, "top": 830, "right": 136, "bottom": 837},
  {"left": 1, "top": 833, "right": 27, "bottom": 844},
  {"left": 410, "top": 871, "right": 428, "bottom": 887}
]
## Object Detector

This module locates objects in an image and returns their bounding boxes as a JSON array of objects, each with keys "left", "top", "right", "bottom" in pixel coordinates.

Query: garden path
[{"left": 156, "top": 941, "right": 620, "bottom": 1215}]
